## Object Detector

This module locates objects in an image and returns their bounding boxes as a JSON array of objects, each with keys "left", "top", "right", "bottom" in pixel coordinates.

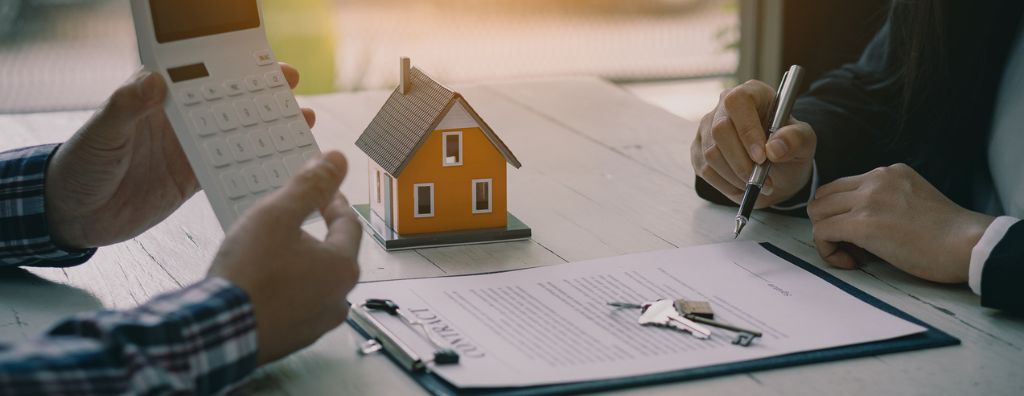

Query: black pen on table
[{"left": 733, "top": 65, "right": 805, "bottom": 238}]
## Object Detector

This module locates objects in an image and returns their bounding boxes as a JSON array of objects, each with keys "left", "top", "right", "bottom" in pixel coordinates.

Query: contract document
[{"left": 347, "top": 242, "right": 927, "bottom": 388}]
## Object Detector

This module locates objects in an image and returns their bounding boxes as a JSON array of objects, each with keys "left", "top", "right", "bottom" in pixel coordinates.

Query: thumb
[
  {"left": 266, "top": 151, "right": 349, "bottom": 227},
  {"left": 92, "top": 70, "right": 167, "bottom": 136},
  {"left": 765, "top": 119, "right": 816, "bottom": 163}
]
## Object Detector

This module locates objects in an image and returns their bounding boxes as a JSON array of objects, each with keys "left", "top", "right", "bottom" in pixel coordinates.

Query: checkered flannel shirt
[{"left": 0, "top": 145, "right": 259, "bottom": 395}]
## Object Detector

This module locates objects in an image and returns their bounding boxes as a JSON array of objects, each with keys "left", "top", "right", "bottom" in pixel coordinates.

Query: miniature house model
[{"left": 356, "top": 58, "right": 523, "bottom": 237}]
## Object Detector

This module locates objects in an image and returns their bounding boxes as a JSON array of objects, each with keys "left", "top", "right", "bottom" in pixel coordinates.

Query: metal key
[
  {"left": 682, "top": 314, "right": 763, "bottom": 346},
  {"left": 610, "top": 299, "right": 761, "bottom": 346},
  {"left": 638, "top": 299, "right": 712, "bottom": 340},
  {"left": 674, "top": 299, "right": 715, "bottom": 319}
]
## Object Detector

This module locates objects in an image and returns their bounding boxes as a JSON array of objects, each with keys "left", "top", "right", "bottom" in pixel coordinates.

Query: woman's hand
[
  {"left": 691, "top": 80, "right": 817, "bottom": 208},
  {"left": 808, "top": 163, "right": 995, "bottom": 283},
  {"left": 45, "top": 63, "right": 316, "bottom": 249}
]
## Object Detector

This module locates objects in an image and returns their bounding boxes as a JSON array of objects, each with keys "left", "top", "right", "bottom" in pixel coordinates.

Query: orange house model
[{"left": 355, "top": 58, "right": 526, "bottom": 244}]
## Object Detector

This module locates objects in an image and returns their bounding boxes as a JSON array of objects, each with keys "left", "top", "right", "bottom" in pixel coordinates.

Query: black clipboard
[{"left": 348, "top": 242, "right": 960, "bottom": 395}]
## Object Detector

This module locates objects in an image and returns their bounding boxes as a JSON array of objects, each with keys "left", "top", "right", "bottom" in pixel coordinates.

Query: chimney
[{"left": 400, "top": 57, "right": 411, "bottom": 95}]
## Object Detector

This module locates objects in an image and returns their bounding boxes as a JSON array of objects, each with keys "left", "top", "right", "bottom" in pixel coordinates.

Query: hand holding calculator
[{"left": 131, "top": 0, "right": 323, "bottom": 230}]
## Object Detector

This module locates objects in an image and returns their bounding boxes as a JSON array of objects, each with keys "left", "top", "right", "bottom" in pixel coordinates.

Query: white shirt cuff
[
  {"left": 969, "top": 216, "right": 1021, "bottom": 295},
  {"left": 771, "top": 160, "right": 819, "bottom": 211}
]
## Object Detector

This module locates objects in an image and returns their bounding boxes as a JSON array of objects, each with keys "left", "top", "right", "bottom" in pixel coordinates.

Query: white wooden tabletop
[{"left": 1, "top": 77, "right": 1022, "bottom": 395}]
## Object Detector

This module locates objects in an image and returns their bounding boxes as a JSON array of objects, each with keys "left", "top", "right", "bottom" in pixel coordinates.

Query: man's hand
[
  {"left": 808, "top": 163, "right": 995, "bottom": 283},
  {"left": 209, "top": 151, "right": 362, "bottom": 365},
  {"left": 45, "top": 64, "right": 316, "bottom": 249},
  {"left": 691, "top": 80, "right": 817, "bottom": 208}
]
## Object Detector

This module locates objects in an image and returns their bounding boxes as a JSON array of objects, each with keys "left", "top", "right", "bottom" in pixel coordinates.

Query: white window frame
[
  {"left": 413, "top": 183, "right": 435, "bottom": 218},
  {"left": 471, "top": 179, "right": 493, "bottom": 214},
  {"left": 442, "top": 131, "right": 464, "bottom": 167}
]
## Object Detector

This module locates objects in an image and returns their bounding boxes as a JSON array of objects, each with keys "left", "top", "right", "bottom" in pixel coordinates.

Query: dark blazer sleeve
[
  {"left": 696, "top": 22, "right": 906, "bottom": 207},
  {"left": 789, "top": 22, "right": 906, "bottom": 186},
  {"left": 981, "top": 222, "right": 1024, "bottom": 313}
]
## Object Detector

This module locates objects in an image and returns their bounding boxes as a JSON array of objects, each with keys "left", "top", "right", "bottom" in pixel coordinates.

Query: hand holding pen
[
  {"left": 690, "top": 67, "right": 816, "bottom": 236},
  {"left": 734, "top": 65, "right": 806, "bottom": 237}
]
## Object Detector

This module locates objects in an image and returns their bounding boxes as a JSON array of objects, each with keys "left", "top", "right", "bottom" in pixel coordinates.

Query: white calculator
[{"left": 130, "top": 0, "right": 322, "bottom": 230}]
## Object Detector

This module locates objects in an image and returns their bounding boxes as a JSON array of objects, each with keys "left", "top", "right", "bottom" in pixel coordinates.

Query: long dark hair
[{"left": 884, "top": 0, "right": 1023, "bottom": 200}]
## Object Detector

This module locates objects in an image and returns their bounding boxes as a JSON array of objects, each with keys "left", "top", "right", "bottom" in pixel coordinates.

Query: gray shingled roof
[{"left": 356, "top": 67, "right": 522, "bottom": 177}]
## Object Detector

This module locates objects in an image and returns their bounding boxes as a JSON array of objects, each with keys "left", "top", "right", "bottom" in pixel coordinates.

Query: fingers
[
  {"left": 267, "top": 151, "right": 350, "bottom": 227},
  {"left": 278, "top": 63, "right": 316, "bottom": 128},
  {"left": 762, "top": 176, "right": 776, "bottom": 197},
  {"left": 814, "top": 173, "right": 865, "bottom": 199},
  {"left": 722, "top": 80, "right": 776, "bottom": 163},
  {"left": 696, "top": 80, "right": 776, "bottom": 190},
  {"left": 812, "top": 213, "right": 860, "bottom": 269},
  {"left": 699, "top": 165, "right": 744, "bottom": 202},
  {"left": 807, "top": 190, "right": 856, "bottom": 222},
  {"left": 765, "top": 119, "right": 816, "bottom": 163},
  {"left": 91, "top": 70, "right": 167, "bottom": 140},
  {"left": 322, "top": 193, "right": 363, "bottom": 255},
  {"left": 692, "top": 80, "right": 784, "bottom": 200},
  {"left": 815, "top": 238, "right": 859, "bottom": 269},
  {"left": 703, "top": 144, "right": 746, "bottom": 190},
  {"left": 302, "top": 108, "right": 317, "bottom": 128},
  {"left": 693, "top": 128, "right": 741, "bottom": 198},
  {"left": 279, "top": 62, "right": 300, "bottom": 90},
  {"left": 710, "top": 113, "right": 756, "bottom": 188}
]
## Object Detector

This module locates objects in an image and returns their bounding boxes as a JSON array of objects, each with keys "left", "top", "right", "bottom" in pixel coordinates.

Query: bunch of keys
[
  {"left": 608, "top": 299, "right": 763, "bottom": 347},
  {"left": 637, "top": 299, "right": 712, "bottom": 339}
]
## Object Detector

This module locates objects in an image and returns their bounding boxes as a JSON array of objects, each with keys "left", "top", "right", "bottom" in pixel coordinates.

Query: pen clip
[
  {"left": 768, "top": 66, "right": 804, "bottom": 133},
  {"left": 761, "top": 71, "right": 787, "bottom": 134}
]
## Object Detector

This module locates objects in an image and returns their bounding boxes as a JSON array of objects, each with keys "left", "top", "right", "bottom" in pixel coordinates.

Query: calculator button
[
  {"left": 221, "top": 171, "right": 248, "bottom": 199},
  {"left": 253, "top": 49, "right": 275, "bottom": 66},
  {"left": 264, "top": 160, "right": 289, "bottom": 187},
  {"left": 212, "top": 104, "right": 240, "bottom": 131},
  {"left": 202, "top": 84, "right": 223, "bottom": 101},
  {"left": 284, "top": 154, "right": 306, "bottom": 175},
  {"left": 290, "top": 121, "right": 316, "bottom": 147},
  {"left": 178, "top": 88, "right": 202, "bottom": 105},
  {"left": 204, "top": 139, "right": 232, "bottom": 168},
  {"left": 276, "top": 92, "right": 300, "bottom": 117},
  {"left": 245, "top": 75, "right": 266, "bottom": 92},
  {"left": 240, "top": 166, "right": 270, "bottom": 193},
  {"left": 235, "top": 100, "right": 260, "bottom": 127},
  {"left": 227, "top": 135, "right": 256, "bottom": 163},
  {"left": 301, "top": 150, "right": 319, "bottom": 163},
  {"left": 266, "top": 71, "right": 286, "bottom": 88},
  {"left": 191, "top": 110, "right": 218, "bottom": 137},
  {"left": 249, "top": 130, "right": 275, "bottom": 157},
  {"left": 224, "top": 80, "right": 245, "bottom": 96},
  {"left": 269, "top": 126, "right": 296, "bottom": 152},
  {"left": 254, "top": 96, "right": 281, "bottom": 122}
]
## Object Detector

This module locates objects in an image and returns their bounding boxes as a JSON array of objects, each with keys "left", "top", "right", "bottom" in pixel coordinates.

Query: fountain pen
[{"left": 734, "top": 65, "right": 804, "bottom": 238}]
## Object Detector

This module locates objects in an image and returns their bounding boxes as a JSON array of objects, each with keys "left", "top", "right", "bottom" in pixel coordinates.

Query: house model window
[
  {"left": 472, "top": 179, "right": 492, "bottom": 214},
  {"left": 443, "top": 131, "right": 463, "bottom": 166},
  {"left": 415, "top": 183, "right": 435, "bottom": 217},
  {"left": 376, "top": 171, "right": 382, "bottom": 204}
]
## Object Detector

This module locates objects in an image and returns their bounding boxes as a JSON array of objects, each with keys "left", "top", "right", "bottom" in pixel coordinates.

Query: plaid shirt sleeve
[
  {"left": 0, "top": 277, "right": 260, "bottom": 395},
  {"left": 0, "top": 144, "right": 96, "bottom": 268},
  {"left": 0, "top": 145, "right": 260, "bottom": 394}
]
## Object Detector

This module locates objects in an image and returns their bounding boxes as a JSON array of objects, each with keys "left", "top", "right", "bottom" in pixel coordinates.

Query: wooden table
[{"left": 1, "top": 77, "right": 1021, "bottom": 395}]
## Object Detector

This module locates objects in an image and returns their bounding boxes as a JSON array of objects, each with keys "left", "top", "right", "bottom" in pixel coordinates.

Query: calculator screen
[{"left": 150, "top": 0, "right": 260, "bottom": 44}]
